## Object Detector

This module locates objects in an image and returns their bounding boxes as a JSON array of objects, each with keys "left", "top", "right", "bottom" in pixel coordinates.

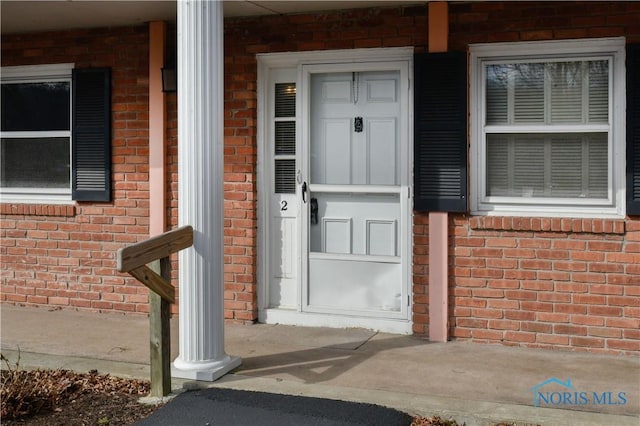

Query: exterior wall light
[{"left": 161, "top": 67, "right": 177, "bottom": 93}]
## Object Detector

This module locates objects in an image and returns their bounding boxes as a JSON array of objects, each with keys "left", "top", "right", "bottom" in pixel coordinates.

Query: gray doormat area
[{"left": 135, "top": 388, "right": 413, "bottom": 425}]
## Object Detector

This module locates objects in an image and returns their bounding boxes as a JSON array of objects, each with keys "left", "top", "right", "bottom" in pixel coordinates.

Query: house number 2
[{"left": 281, "top": 201, "right": 288, "bottom": 211}]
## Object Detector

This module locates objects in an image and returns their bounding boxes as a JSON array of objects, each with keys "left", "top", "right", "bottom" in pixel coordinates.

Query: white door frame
[{"left": 257, "top": 47, "right": 414, "bottom": 334}]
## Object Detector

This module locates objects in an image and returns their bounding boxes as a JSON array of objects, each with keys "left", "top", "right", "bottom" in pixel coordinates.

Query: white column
[{"left": 172, "top": 0, "right": 241, "bottom": 381}]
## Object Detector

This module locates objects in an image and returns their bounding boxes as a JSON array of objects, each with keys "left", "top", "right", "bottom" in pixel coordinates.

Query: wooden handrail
[
  {"left": 117, "top": 225, "right": 193, "bottom": 303},
  {"left": 117, "top": 225, "right": 194, "bottom": 272},
  {"left": 116, "top": 225, "right": 194, "bottom": 397}
]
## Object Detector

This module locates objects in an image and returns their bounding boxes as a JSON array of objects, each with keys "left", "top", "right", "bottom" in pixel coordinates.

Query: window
[
  {"left": 273, "top": 82, "right": 296, "bottom": 194},
  {"left": 470, "top": 38, "right": 626, "bottom": 217},
  {"left": 1, "top": 64, "right": 72, "bottom": 201},
  {"left": 1, "top": 64, "right": 111, "bottom": 203}
]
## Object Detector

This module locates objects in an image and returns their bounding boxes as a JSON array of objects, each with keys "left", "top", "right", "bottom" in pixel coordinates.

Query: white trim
[
  {"left": 260, "top": 308, "right": 412, "bottom": 334},
  {"left": 1, "top": 63, "right": 73, "bottom": 81},
  {"left": 469, "top": 37, "right": 626, "bottom": 218},
  {"left": 309, "top": 184, "right": 401, "bottom": 194},
  {"left": 0, "top": 193, "right": 73, "bottom": 205},
  {"left": 257, "top": 47, "right": 414, "bottom": 68},
  {"left": 469, "top": 37, "right": 625, "bottom": 57}
]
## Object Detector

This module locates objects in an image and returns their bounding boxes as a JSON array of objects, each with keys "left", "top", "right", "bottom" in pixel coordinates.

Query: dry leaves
[
  {"left": 411, "top": 416, "right": 461, "bottom": 426},
  {"left": 1, "top": 354, "right": 150, "bottom": 422}
]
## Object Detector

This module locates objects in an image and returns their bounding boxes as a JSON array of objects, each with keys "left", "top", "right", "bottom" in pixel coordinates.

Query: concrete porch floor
[{"left": 1, "top": 304, "right": 638, "bottom": 425}]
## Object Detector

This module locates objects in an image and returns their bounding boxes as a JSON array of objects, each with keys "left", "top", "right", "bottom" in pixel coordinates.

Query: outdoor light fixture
[{"left": 161, "top": 67, "right": 177, "bottom": 93}]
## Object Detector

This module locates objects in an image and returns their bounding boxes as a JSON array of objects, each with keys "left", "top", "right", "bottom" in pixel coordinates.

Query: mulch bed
[{"left": 1, "top": 363, "right": 162, "bottom": 425}]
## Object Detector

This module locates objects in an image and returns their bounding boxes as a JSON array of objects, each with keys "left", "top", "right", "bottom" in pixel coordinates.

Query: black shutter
[
  {"left": 627, "top": 44, "right": 640, "bottom": 216},
  {"left": 414, "top": 51, "right": 467, "bottom": 212},
  {"left": 72, "top": 68, "right": 111, "bottom": 202}
]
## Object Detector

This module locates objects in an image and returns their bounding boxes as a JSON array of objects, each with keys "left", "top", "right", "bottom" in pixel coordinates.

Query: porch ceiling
[{"left": 1, "top": 0, "right": 424, "bottom": 35}]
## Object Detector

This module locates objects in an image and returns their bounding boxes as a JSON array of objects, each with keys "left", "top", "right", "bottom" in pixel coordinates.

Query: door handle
[
  {"left": 302, "top": 182, "right": 307, "bottom": 203},
  {"left": 310, "top": 198, "right": 318, "bottom": 225}
]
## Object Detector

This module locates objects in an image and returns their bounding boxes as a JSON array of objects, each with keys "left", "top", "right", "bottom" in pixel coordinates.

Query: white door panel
[
  {"left": 309, "top": 192, "right": 400, "bottom": 255},
  {"left": 269, "top": 195, "right": 297, "bottom": 308},
  {"left": 368, "top": 118, "right": 397, "bottom": 184},
  {"left": 308, "top": 257, "right": 402, "bottom": 313},
  {"left": 315, "top": 119, "right": 351, "bottom": 184}
]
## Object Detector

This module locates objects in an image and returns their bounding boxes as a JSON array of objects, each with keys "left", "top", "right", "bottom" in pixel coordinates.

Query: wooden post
[
  {"left": 117, "top": 225, "right": 193, "bottom": 397},
  {"left": 149, "top": 259, "right": 171, "bottom": 397}
]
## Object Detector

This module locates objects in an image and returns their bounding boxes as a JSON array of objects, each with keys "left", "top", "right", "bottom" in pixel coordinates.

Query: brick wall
[
  {"left": 447, "top": 217, "right": 639, "bottom": 354},
  {"left": 0, "top": 26, "right": 166, "bottom": 314},
  {"left": 448, "top": 1, "right": 640, "bottom": 48}
]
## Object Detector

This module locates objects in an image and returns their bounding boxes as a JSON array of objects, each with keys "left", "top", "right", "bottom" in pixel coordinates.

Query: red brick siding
[
  {"left": 449, "top": 1, "right": 640, "bottom": 48},
  {"left": 448, "top": 217, "right": 639, "bottom": 354},
  {"left": 0, "top": 26, "right": 165, "bottom": 314}
]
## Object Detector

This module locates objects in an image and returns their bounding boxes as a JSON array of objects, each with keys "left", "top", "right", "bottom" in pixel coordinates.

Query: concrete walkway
[{"left": 1, "top": 304, "right": 638, "bottom": 425}]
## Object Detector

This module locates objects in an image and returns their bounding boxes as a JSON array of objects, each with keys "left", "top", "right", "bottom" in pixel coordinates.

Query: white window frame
[
  {"left": 470, "top": 37, "right": 626, "bottom": 218},
  {"left": 1, "top": 63, "right": 74, "bottom": 204}
]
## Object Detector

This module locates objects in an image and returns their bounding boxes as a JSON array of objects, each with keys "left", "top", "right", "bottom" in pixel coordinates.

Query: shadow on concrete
[{"left": 232, "top": 334, "right": 428, "bottom": 385}]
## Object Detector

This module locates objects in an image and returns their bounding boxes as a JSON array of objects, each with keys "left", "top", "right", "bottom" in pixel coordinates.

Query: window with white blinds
[
  {"left": 470, "top": 38, "right": 625, "bottom": 217},
  {"left": 273, "top": 83, "right": 296, "bottom": 194},
  {"left": 486, "top": 61, "right": 609, "bottom": 126}
]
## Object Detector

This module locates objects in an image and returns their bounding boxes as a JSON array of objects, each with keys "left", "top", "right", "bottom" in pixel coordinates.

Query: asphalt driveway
[{"left": 134, "top": 387, "right": 412, "bottom": 426}]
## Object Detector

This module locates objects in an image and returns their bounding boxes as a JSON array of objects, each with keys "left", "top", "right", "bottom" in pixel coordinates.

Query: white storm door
[{"left": 301, "top": 64, "right": 410, "bottom": 319}]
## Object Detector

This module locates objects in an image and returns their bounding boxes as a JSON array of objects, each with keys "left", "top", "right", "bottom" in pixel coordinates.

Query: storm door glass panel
[
  {"left": 309, "top": 72, "right": 400, "bottom": 186},
  {"left": 1, "top": 137, "right": 70, "bottom": 188}
]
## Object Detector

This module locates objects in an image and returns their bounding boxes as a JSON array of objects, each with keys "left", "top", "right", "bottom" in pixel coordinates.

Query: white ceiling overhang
[{"left": 1, "top": 1, "right": 424, "bottom": 35}]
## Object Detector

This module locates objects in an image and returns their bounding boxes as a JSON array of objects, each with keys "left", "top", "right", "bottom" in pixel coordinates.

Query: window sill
[
  {"left": 1, "top": 203, "right": 76, "bottom": 217},
  {"left": 469, "top": 216, "right": 625, "bottom": 235}
]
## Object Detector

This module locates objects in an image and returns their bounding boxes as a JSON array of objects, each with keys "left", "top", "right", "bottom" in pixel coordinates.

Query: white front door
[
  {"left": 301, "top": 66, "right": 409, "bottom": 320},
  {"left": 259, "top": 50, "right": 412, "bottom": 333}
]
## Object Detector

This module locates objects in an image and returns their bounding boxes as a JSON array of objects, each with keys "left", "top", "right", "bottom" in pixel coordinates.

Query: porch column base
[{"left": 172, "top": 355, "right": 241, "bottom": 382}]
